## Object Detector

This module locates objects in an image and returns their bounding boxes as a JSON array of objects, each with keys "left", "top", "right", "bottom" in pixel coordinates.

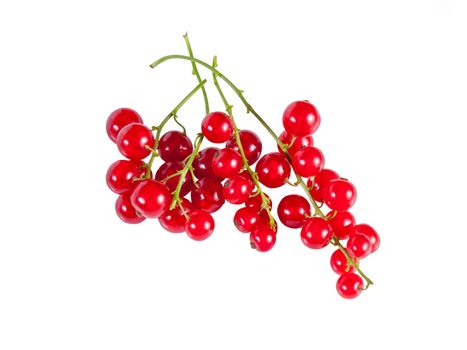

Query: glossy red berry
[
  {"left": 351, "top": 224, "right": 380, "bottom": 253},
  {"left": 193, "top": 147, "right": 221, "bottom": 180},
  {"left": 250, "top": 226, "right": 276, "bottom": 252},
  {"left": 201, "top": 111, "right": 234, "bottom": 143},
  {"left": 190, "top": 177, "right": 225, "bottom": 213},
  {"left": 282, "top": 100, "right": 321, "bottom": 137},
  {"left": 277, "top": 131, "right": 314, "bottom": 157},
  {"left": 158, "top": 198, "right": 193, "bottom": 233},
  {"left": 277, "top": 195, "right": 311, "bottom": 228},
  {"left": 226, "top": 130, "right": 262, "bottom": 165},
  {"left": 211, "top": 148, "right": 242, "bottom": 179},
  {"left": 257, "top": 211, "right": 278, "bottom": 233},
  {"left": 116, "top": 123, "right": 155, "bottom": 160},
  {"left": 245, "top": 193, "right": 272, "bottom": 211},
  {"left": 327, "top": 211, "right": 355, "bottom": 240},
  {"left": 223, "top": 175, "right": 255, "bottom": 204},
  {"left": 233, "top": 207, "right": 260, "bottom": 233},
  {"left": 155, "top": 162, "right": 193, "bottom": 196},
  {"left": 130, "top": 179, "right": 171, "bottom": 218},
  {"left": 255, "top": 152, "right": 291, "bottom": 188},
  {"left": 185, "top": 210, "right": 215, "bottom": 241},
  {"left": 323, "top": 179, "right": 357, "bottom": 211},
  {"left": 106, "top": 108, "right": 143, "bottom": 143},
  {"left": 347, "top": 233, "right": 372, "bottom": 259},
  {"left": 336, "top": 272, "right": 363, "bottom": 299},
  {"left": 106, "top": 160, "right": 147, "bottom": 194},
  {"left": 292, "top": 146, "right": 325, "bottom": 178},
  {"left": 330, "top": 249, "right": 355, "bottom": 274},
  {"left": 301, "top": 217, "right": 333, "bottom": 249},
  {"left": 308, "top": 169, "right": 340, "bottom": 203},
  {"left": 115, "top": 192, "right": 145, "bottom": 224},
  {"left": 158, "top": 131, "right": 193, "bottom": 162}
]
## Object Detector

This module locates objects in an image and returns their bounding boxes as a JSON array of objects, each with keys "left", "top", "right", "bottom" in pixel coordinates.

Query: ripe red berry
[
  {"left": 308, "top": 169, "right": 339, "bottom": 203},
  {"left": 245, "top": 192, "right": 272, "bottom": 211},
  {"left": 346, "top": 233, "right": 372, "bottom": 259},
  {"left": 223, "top": 175, "right": 255, "bottom": 204},
  {"left": 330, "top": 249, "right": 355, "bottom": 274},
  {"left": 225, "top": 130, "right": 262, "bottom": 165},
  {"left": 116, "top": 123, "right": 155, "bottom": 160},
  {"left": 301, "top": 217, "right": 333, "bottom": 249},
  {"left": 115, "top": 192, "right": 145, "bottom": 224},
  {"left": 201, "top": 111, "right": 234, "bottom": 143},
  {"left": 233, "top": 207, "right": 260, "bottom": 233},
  {"left": 155, "top": 162, "right": 193, "bottom": 196},
  {"left": 158, "top": 198, "right": 193, "bottom": 233},
  {"left": 185, "top": 210, "right": 215, "bottom": 241},
  {"left": 257, "top": 211, "right": 278, "bottom": 232},
  {"left": 336, "top": 272, "right": 363, "bottom": 299},
  {"left": 282, "top": 100, "right": 321, "bottom": 137},
  {"left": 106, "top": 160, "right": 147, "bottom": 194},
  {"left": 158, "top": 131, "right": 193, "bottom": 162},
  {"left": 255, "top": 152, "right": 291, "bottom": 188},
  {"left": 277, "top": 195, "right": 311, "bottom": 228},
  {"left": 211, "top": 148, "right": 243, "bottom": 179},
  {"left": 292, "top": 146, "right": 325, "bottom": 178},
  {"left": 351, "top": 224, "right": 380, "bottom": 253},
  {"left": 250, "top": 225, "right": 276, "bottom": 252},
  {"left": 106, "top": 108, "right": 143, "bottom": 143},
  {"left": 193, "top": 147, "right": 221, "bottom": 180},
  {"left": 130, "top": 179, "right": 171, "bottom": 218},
  {"left": 277, "top": 131, "right": 314, "bottom": 157},
  {"left": 327, "top": 210, "right": 355, "bottom": 240},
  {"left": 323, "top": 179, "right": 357, "bottom": 211},
  {"left": 190, "top": 176, "right": 225, "bottom": 213}
]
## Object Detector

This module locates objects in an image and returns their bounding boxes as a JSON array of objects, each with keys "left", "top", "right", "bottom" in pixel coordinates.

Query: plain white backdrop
[{"left": 1, "top": 0, "right": 466, "bottom": 349}]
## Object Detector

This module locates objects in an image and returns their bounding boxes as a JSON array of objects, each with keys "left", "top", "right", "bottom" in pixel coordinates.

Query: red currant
[
  {"left": 115, "top": 192, "right": 145, "bottom": 224},
  {"left": 211, "top": 148, "right": 243, "bottom": 179},
  {"left": 185, "top": 210, "right": 215, "bottom": 241},
  {"left": 193, "top": 147, "right": 221, "bottom": 180},
  {"left": 158, "top": 131, "right": 193, "bottom": 162},
  {"left": 233, "top": 207, "right": 260, "bottom": 233},
  {"left": 323, "top": 179, "right": 357, "bottom": 211},
  {"left": 277, "top": 195, "right": 311, "bottom": 228},
  {"left": 282, "top": 100, "right": 321, "bottom": 137},
  {"left": 330, "top": 249, "right": 355, "bottom": 274},
  {"left": 201, "top": 111, "right": 234, "bottom": 143},
  {"left": 257, "top": 211, "right": 278, "bottom": 233},
  {"left": 250, "top": 225, "right": 276, "bottom": 252},
  {"left": 106, "top": 160, "right": 147, "bottom": 194},
  {"left": 327, "top": 210, "right": 355, "bottom": 240},
  {"left": 106, "top": 108, "right": 143, "bottom": 143},
  {"left": 351, "top": 224, "right": 380, "bottom": 253},
  {"left": 116, "top": 123, "right": 155, "bottom": 160},
  {"left": 245, "top": 193, "right": 272, "bottom": 211},
  {"left": 255, "top": 152, "right": 291, "bottom": 188},
  {"left": 278, "top": 131, "right": 314, "bottom": 157},
  {"left": 308, "top": 169, "right": 339, "bottom": 203},
  {"left": 190, "top": 177, "right": 225, "bottom": 213},
  {"left": 223, "top": 175, "right": 255, "bottom": 205},
  {"left": 292, "top": 146, "right": 325, "bottom": 178},
  {"left": 225, "top": 130, "right": 262, "bottom": 165},
  {"left": 336, "top": 272, "right": 363, "bottom": 299},
  {"left": 346, "top": 233, "right": 372, "bottom": 259},
  {"left": 301, "top": 217, "right": 333, "bottom": 249},
  {"left": 130, "top": 179, "right": 171, "bottom": 218},
  {"left": 158, "top": 198, "right": 193, "bottom": 233},
  {"left": 155, "top": 162, "right": 193, "bottom": 196}
]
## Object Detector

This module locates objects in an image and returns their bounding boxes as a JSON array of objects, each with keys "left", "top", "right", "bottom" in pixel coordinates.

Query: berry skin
[
  {"left": 301, "top": 217, "right": 333, "bottom": 249},
  {"left": 292, "top": 146, "right": 325, "bottom": 178},
  {"left": 278, "top": 131, "right": 314, "bottom": 157},
  {"left": 106, "top": 160, "right": 147, "bottom": 194},
  {"left": 130, "top": 179, "right": 171, "bottom": 218},
  {"left": 346, "top": 233, "right": 372, "bottom": 259},
  {"left": 255, "top": 152, "right": 291, "bottom": 188},
  {"left": 336, "top": 272, "right": 363, "bottom": 299},
  {"left": 155, "top": 162, "right": 193, "bottom": 197},
  {"left": 201, "top": 111, "right": 234, "bottom": 143},
  {"left": 245, "top": 193, "right": 272, "bottom": 211},
  {"left": 158, "top": 198, "right": 193, "bottom": 233},
  {"left": 106, "top": 108, "right": 143, "bottom": 143},
  {"left": 308, "top": 169, "right": 340, "bottom": 203},
  {"left": 185, "top": 210, "right": 215, "bottom": 241},
  {"left": 282, "top": 100, "right": 321, "bottom": 137},
  {"left": 116, "top": 123, "right": 155, "bottom": 161},
  {"left": 327, "top": 211, "right": 355, "bottom": 240},
  {"left": 323, "top": 179, "right": 357, "bottom": 211},
  {"left": 330, "top": 249, "right": 355, "bottom": 275},
  {"left": 190, "top": 176, "right": 225, "bottom": 213},
  {"left": 193, "top": 147, "right": 221, "bottom": 180},
  {"left": 250, "top": 225, "right": 276, "bottom": 252},
  {"left": 233, "top": 207, "right": 260, "bottom": 233},
  {"left": 115, "top": 192, "right": 145, "bottom": 224},
  {"left": 223, "top": 175, "right": 255, "bottom": 205},
  {"left": 277, "top": 195, "right": 311, "bottom": 229},
  {"left": 211, "top": 148, "right": 243, "bottom": 179},
  {"left": 158, "top": 131, "right": 193, "bottom": 163},
  {"left": 226, "top": 130, "right": 262, "bottom": 165},
  {"left": 351, "top": 224, "right": 380, "bottom": 253}
]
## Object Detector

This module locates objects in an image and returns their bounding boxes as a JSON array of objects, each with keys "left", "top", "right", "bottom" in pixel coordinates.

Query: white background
[{"left": 1, "top": 0, "right": 466, "bottom": 349}]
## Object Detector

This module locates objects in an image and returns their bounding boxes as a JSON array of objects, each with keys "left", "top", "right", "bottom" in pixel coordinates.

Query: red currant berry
[
  {"left": 330, "top": 249, "right": 355, "bottom": 275},
  {"left": 106, "top": 160, "right": 147, "bottom": 194},
  {"left": 292, "top": 146, "right": 325, "bottom": 178},
  {"left": 255, "top": 152, "right": 291, "bottom": 188},
  {"left": 211, "top": 148, "right": 242, "bottom": 179},
  {"left": 155, "top": 162, "right": 193, "bottom": 197},
  {"left": 106, "top": 108, "right": 143, "bottom": 143},
  {"left": 277, "top": 131, "right": 314, "bottom": 157},
  {"left": 223, "top": 175, "right": 255, "bottom": 205},
  {"left": 323, "top": 179, "right": 357, "bottom": 211},
  {"left": 190, "top": 177, "right": 225, "bottom": 213},
  {"left": 282, "top": 100, "right": 321, "bottom": 137},
  {"left": 201, "top": 111, "right": 234, "bottom": 143},
  {"left": 351, "top": 224, "right": 380, "bottom": 253},
  {"left": 257, "top": 211, "right": 278, "bottom": 233},
  {"left": 346, "top": 233, "right": 372, "bottom": 259},
  {"left": 308, "top": 169, "right": 339, "bottom": 203},
  {"left": 277, "top": 195, "right": 311, "bottom": 228},
  {"left": 301, "top": 217, "right": 333, "bottom": 249},
  {"left": 327, "top": 211, "right": 355, "bottom": 240},
  {"left": 245, "top": 193, "right": 272, "bottom": 211},
  {"left": 158, "top": 131, "right": 193, "bottom": 162},
  {"left": 115, "top": 192, "right": 145, "bottom": 224},
  {"left": 158, "top": 198, "right": 193, "bottom": 233},
  {"left": 130, "top": 179, "right": 171, "bottom": 218},
  {"left": 233, "top": 207, "right": 260, "bottom": 233},
  {"left": 116, "top": 123, "right": 155, "bottom": 161},
  {"left": 225, "top": 130, "right": 262, "bottom": 165},
  {"left": 336, "top": 272, "right": 363, "bottom": 299},
  {"left": 185, "top": 210, "right": 215, "bottom": 241},
  {"left": 250, "top": 226, "right": 276, "bottom": 252},
  {"left": 193, "top": 147, "right": 221, "bottom": 180}
]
